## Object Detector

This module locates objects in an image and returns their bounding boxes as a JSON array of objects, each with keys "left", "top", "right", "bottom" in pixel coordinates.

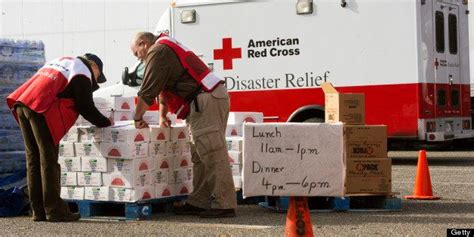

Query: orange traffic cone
[
  {"left": 285, "top": 197, "right": 314, "bottom": 237},
  {"left": 404, "top": 150, "right": 440, "bottom": 200}
]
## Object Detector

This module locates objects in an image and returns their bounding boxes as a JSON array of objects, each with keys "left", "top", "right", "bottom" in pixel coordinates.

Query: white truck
[
  {"left": 2, "top": 0, "right": 473, "bottom": 144},
  {"left": 109, "top": 0, "right": 473, "bottom": 144}
]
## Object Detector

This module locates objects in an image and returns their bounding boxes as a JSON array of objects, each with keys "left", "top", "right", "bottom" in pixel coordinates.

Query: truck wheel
[{"left": 303, "top": 117, "right": 324, "bottom": 123}]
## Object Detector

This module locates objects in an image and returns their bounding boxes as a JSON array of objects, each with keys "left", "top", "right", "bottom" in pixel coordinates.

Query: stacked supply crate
[
  {"left": 101, "top": 125, "right": 153, "bottom": 202},
  {"left": 322, "top": 83, "right": 391, "bottom": 195},
  {"left": 225, "top": 112, "right": 264, "bottom": 190},
  {"left": 152, "top": 125, "right": 193, "bottom": 198},
  {"left": 0, "top": 39, "right": 45, "bottom": 176},
  {"left": 60, "top": 96, "right": 192, "bottom": 202},
  {"left": 112, "top": 97, "right": 135, "bottom": 122}
]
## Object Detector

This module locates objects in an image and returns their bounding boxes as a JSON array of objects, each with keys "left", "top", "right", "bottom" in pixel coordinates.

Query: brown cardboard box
[
  {"left": 322, "top": 83, "right": 365, "bottom": 125},
  {"left": 344, "top": 125, "right": 387, "bottom": 159},
  {"left": 345, "top": 158, "right": 392, "bottom": 194}
]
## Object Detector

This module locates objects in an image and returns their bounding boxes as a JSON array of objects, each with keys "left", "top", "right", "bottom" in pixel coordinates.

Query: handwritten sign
[{"left": 242, "top": 123, "right": 345, "bottom": 197}]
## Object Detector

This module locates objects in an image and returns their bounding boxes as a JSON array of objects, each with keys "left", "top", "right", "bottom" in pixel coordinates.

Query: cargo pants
[
  {"left": 186, "top": 83, "right": 237, "bottom": 210},
  {"left": 16, "top": 105, "right": 72, "bottom": 220}
]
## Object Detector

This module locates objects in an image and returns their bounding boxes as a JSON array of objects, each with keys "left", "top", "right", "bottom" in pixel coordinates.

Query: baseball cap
[{"left": 84, "top": 53, "right": 107, "bottom": 83}]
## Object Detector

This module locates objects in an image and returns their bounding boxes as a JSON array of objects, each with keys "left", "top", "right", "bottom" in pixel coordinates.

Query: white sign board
[{"left": 243, "top": 123, "right": 345, "bottom": 197}]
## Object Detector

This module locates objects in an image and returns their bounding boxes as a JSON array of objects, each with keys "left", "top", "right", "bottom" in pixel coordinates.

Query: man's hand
[
  {"left": 135, "top": 120, "right": 149, "bottom": 129},
  {"left": 160, "top": 116, "right": 171, "bottom": 128}
]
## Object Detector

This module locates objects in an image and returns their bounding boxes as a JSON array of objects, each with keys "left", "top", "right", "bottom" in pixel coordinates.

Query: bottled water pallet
[
  {"left": 67, "top": 195, "right": 187, "bottom": 220},
  {"left": 259, "top": 195, "right": 402, "bottom": 213}
]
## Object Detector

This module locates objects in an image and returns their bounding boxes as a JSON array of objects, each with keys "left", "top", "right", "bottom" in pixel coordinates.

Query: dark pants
[{"left": 16, "top": 105, "right": 71, "bottom": 219}]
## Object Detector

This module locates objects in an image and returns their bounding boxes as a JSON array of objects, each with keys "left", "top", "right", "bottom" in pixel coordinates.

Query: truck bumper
[{"left": 425, "top": 130, "right": 474, "bottom": 142}]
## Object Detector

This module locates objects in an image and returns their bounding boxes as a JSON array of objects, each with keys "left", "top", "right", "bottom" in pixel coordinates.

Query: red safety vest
[
  {"left": 155, "top": 34, "right": 223, "bottom": 119},
  {"left": 7, "top": 57, "right": 93, "bottom": 145}
]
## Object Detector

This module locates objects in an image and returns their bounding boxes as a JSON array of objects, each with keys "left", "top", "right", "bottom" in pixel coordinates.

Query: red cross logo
[{"left": 213, "top": 38, "right": 242, "bottom": 70}]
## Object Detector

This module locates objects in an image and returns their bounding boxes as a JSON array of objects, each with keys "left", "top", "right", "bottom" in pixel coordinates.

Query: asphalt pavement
[{"left": 0, "top": 151, "right": 473, "bottom": 236}]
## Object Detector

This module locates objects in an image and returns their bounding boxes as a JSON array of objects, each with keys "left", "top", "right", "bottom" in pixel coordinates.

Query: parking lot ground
[{"left": 0, "top": 151, "right": 472, "bottom": 236}]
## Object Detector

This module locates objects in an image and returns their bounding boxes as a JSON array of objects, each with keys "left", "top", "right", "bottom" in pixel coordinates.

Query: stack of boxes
[
  {"left": 225, "top": 112, "right": 264, "bottom": 190},
  {"left": 0, "top": 39, "right": 45, "bottom": 176},
  {"left": 322, "top": 83, "right": 391, "bottom": 195},
  {"left": 151, "top": 125, "right": 193, "bottom": 198},
  {"left": 60, "top": 96, "right": 192, "bottom": 202}
]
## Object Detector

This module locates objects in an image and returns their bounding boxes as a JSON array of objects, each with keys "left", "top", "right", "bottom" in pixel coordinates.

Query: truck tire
[{"left": 303, "top": 117, "right": 324, "bottom": 123}]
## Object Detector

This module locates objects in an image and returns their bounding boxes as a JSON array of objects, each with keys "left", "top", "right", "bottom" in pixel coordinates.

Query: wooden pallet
[
  {"left": 67, "top": 195, "right": 187, "bottom": 220},
  {"left": 259, "top": 195, "right": 402, "bottom": 212}
]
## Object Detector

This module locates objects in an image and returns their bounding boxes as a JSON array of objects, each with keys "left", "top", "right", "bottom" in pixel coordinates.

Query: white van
[{"left": 98, "top": 0, "right": 473, "bottom": 142}]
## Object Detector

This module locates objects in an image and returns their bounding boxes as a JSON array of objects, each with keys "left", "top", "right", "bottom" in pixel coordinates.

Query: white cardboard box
[
  {"left": 81, "top": 156, "right": 108, "bottom": 172},
  {"left": 144, "top": 111, "right": 160, "bottom": 125},
  {"left": 231, "top": 164, "right": 242, "bottom": 176},
  {"left": 75, "top": 142, "right": 101, "bottom": 157},
  {"left": 75, "top": 115, "right": 89, "bottom": 126},
  {"left": 107, "top": 158, "right": 152, "bottom": 173},
  {"left": 166, "top": 141, "right": 181, "bottom": 155},
  {"left": 155, "top": 184, "right": 173, "bottom": 198},
  {"left": 77, "top": 126, "right": 103, "bottom": 142},
  {"left": 60, "top": 187, "right": 84, "bottom": 200},
  {"left": 114, "top": 96, "right": 136, "bottom": 111},
  {"left": 62, "top": 127, "right": 78, "bottom": 143},
  {"left": 180, "top": 140, "right": 191, "bottom": 154},
  {"left": 103, "top": 126, "right": 150, "bottom": 143},
  {"left": 149, "top": 126, "right": 170, "bottom": 141},
  {"left": 170, "top": 126, "right": 189, "bottom": 141},
  {"left": 60, "top": 172, "right": 77, "bottom": 186},
  {"left": 113, "top": 111, "right": 133, "bottom": 122},
  {"left": 76, "top": 110, "right": 112, "bottom": 126},
  {"left": 93, "top": 97, "right": 113, "bottom": 110},
  {"left": 105, "top": 172, "right": 151, "bottom": 188},
  {"left": 59, "top": 156, "right": 81, "bottom": 172},
  {"left": 77, "top": 172, "right": 102, "bottom": 186},
  {"left": 84, "top": 186, "right": 111, "bottom": 201},
  {"left": 233, "top": 176, "right": 242, "bottom": 189},
  {"left": 228, "top": 151, "right": 242, "bottom": 165},
  {"left": 111, "top": 186, "right": 154, "bottom": 202},
  {"left": 149, "top": 141, "right": 167, "bottom": 156},
  {"left": 228, "top": 112, "right": 264, "bottom": 124},
  {"left": 59, "top": 142, "right": 75, "bottom": 157},
  {"left": 226, "top": 137, "right": 243, "bottom": 151},
  {"left": 243, "top": 123, "right": 345, "bottom": 197},
  {"left": 154, "top": 156, "right": 172, "bottom": 169},
  {"left": 131, "top": 186, "right": 155, "bottom": 201},
  {"left": 173, "top": 154, "right": 192, "bottom": 169},
  {"left": 152, "top": 169, "right": 169, "bottom": 185},
  {"left": 174, "top": 181, "right": 193, "bottom": 196},
  {"left": 169, "top": 168, "right": 193, "bottom": 184},
  {"left": 100, "top": 142, "right": 148, "bottom": 159},
  {"left": 225, "top": 124, "right": 243, "bottom": 137}
]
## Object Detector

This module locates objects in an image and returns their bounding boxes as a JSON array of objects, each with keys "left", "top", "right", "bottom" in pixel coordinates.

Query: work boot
[
  {"left": 174, "top": 203, "right": 205, "bottom": 215},
  {"left": 199, "top": 209, "right": 236, "bottom": 218},
  {"left": 32, "top": 210, "right": 46, "bottom": 222},
  {"left": 47, "top": 213, "right": 81, "bottom": 222},
  {"left": 33, "top": 215, "right": 46, "bottom": 222}
]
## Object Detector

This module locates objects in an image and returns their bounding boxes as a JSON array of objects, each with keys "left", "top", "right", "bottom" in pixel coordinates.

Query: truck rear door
[{"left": 433, "top": 2, "right": 462, "bottom": 118}]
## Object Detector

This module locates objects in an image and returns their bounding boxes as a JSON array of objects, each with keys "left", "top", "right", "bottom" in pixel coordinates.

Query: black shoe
[
  {"left": 174, "top": 203, "right": 205, "bottom": 215},
  {"left": 199, "top": 209, "right": 236, "bottom": 218},
  {"left": 33, "top": 216, "right": 46, "bottom": 222},
  {"left": 47, "top": 213, "right": 81, "bottom": 222}
]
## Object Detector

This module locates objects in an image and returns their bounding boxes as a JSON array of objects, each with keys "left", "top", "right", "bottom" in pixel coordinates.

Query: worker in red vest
[
  {"left": 131, "top": 32, "right": 237, "bottom": 218},
  {"left": 6, "top": 54, "right": 113, "bottom": 222}
]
